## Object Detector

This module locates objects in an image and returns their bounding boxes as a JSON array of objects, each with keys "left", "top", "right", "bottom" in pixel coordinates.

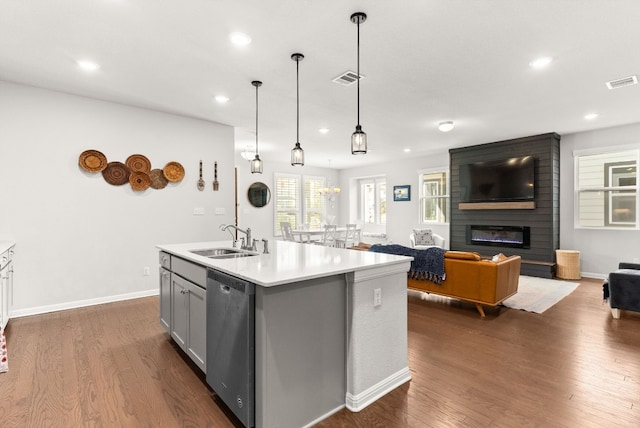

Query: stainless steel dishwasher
[{"left": 206, "top": 269, "right": 255, "bottom": 428}]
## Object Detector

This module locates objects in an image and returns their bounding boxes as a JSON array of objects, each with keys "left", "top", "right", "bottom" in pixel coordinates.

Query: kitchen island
[{"left": 157, "top": 239, "right": 412, "bottom": 428}]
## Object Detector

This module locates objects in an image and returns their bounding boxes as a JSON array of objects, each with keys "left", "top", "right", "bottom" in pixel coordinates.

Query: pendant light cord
[
  {"left": 356, "top": 18, "right": 360, "bottom": 127},
  {"left": 255, "top": 84, "right": 259, "bottom": 155},
  {"left": 296, "top": 57, "right": 300, "bottom": 143}
]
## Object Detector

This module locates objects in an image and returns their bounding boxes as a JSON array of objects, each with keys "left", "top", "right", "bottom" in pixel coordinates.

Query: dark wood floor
[{"left": 1, "top": 277, "right": 639, "bottom": 427}]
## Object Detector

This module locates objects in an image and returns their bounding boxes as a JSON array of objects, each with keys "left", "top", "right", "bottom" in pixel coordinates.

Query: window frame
[
  {"left": 418, "top": 167, "right": 450, "bottom": 224},
  {"left": 273, "top": 173, "right": 327, "bottom": 235},
  {"left": 573, "top": 146, "right": 639, "bottom": 230}
]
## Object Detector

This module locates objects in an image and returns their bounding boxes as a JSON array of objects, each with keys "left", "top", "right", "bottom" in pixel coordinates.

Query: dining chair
[
  {"left": 336, "top": 223, "right": 358, "bottom": 248},
  {"left": 314, "top": 224, "right": 337, "bottom": 247},
  {"left": 280, "top": 222, "right": 297, "bottom": 242}
]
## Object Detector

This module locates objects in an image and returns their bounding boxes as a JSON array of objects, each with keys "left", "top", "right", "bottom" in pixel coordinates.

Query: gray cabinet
[
  {"left": 159, "top": 251, "right": 206, "bottom": 373},
  {"left": 159, "top": 267, "right": 171, "bottom": 332}
]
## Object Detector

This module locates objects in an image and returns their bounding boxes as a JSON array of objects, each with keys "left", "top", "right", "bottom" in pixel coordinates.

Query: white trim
[
  {"left": 10, "top": 289, "right": 158, "bottom": 319},
  {"left": 345, "top": 366, "right": 411, "bottom": 412}
]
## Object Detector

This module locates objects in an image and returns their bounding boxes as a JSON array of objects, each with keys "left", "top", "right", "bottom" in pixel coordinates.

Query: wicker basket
[{"left": 556, "top": 250, "right": 581, "bottom": 280}]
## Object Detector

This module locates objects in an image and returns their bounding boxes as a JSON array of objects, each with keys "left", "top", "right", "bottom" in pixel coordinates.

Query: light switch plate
[
  {"left": 193, "top": 207, "right": 205, "bottom": 215},
  {"left": 215, "top": 207, "right": 225, "bottom": 215}
]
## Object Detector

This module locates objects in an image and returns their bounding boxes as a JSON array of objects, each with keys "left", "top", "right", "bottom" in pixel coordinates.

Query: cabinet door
[
  {"left": 159, "top": 268, "right": 171, "bottom": 333},
  {"left": 171, "top": 275, "right": 188, "bottom": 351},
  {"left": 186, "top": 282, "right": 206, "bottom": 372}
]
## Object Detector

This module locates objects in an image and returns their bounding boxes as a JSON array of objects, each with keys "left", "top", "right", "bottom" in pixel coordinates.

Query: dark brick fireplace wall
[{"left": 449, "top": 133, "right": 561, "bottom": 277}]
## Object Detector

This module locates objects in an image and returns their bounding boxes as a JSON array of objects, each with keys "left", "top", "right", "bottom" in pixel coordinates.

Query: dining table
[{"left": 292, "top": 226, "right": 361, "bottom": 245}]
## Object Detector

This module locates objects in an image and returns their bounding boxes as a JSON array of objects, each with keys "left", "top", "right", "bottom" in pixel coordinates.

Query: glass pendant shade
[
  {"left": 351, "top": 125, "right": 367, "bottom": 154},
  {"left": 250, "top": 154, "right": 263, "bottom": 174},
  {"left": 291, "top": 142, "right": 304, "bottom": 166}
]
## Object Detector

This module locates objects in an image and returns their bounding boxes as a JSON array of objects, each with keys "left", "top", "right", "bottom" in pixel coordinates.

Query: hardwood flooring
[{"left": 1, "top": 277, "right": 639, "bottom": 427}]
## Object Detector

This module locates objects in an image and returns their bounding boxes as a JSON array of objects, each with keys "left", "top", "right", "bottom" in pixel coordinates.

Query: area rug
[{"left": 501, "top": 275, "right": 579, "bottom": 314}]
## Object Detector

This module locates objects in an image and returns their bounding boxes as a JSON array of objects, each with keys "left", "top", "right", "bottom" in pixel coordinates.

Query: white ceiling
[{"left": 2, "top": 0, "right": 640, "bottom": 169}]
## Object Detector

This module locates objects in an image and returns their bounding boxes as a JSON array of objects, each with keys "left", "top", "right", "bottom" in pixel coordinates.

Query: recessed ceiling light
[
  {"left": 438, "top": 121, "right": 455, "bottom": 132},
  {"left": 229, "top": 32, "right": 251, "bottom": 46},
  {"left": 584, "top": 113, "right": 599, "bottom": 120},
  {"left": 529, "top": 56, "right": 552, "bottom": 69},
  {"left": 77, "top": 60, "right": 100, "bottom": 71},
  {"left": 318, "top": 128, "right": 330, "bottom": 134},
  {"left": 403, "top": 148, "right": 411, "bottom": 153},
  {"left": 214, "top": 95, "right": 229, "bottom": 104}
]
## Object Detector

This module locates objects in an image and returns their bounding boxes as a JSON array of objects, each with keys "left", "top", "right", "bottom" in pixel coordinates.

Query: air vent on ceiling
[
  {"left": 332, "top": 70, "right": 365, "bottom": 86},
  {"left": 606, "top": 75, "right": 638, "bottom": 90}
]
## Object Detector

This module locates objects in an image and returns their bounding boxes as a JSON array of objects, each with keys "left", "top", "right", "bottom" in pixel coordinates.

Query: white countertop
[
  {"left": 157, "top": 240, "right": 412, "bottom": 287},
  {"left": 0, "top": 241, "right": 15, "bottom": 254}
]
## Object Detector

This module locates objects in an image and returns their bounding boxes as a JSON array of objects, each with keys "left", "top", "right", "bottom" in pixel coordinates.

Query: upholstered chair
[
  {"left": 607, "top": 262, "right": 640, "bottom": 319},
  {"left": 409, "top": 228, "right": 445, "bottom": 249}
]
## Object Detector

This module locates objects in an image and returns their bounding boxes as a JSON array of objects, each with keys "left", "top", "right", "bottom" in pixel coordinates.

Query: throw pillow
[
  {"left": 413, "top": 228, "right": 435, "bottom": 246},
  {"left": 492, "top": 253, "right": 507, "bottom": 262}
]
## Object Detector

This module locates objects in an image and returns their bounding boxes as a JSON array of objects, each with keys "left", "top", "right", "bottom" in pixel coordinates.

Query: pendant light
[
  {"left": 291, "top": 53, "right": 305, "bottom": 166},
  {"left": 250, "top": 80, "right": 263, "bottom": 174},
  {"left": 351, "top": 12, "right": 367, "bottom": 155}
]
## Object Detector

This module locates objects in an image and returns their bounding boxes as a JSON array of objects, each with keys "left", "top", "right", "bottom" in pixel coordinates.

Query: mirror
[{"left": 248, "top": 182, "right": 271, "bottom": 207}]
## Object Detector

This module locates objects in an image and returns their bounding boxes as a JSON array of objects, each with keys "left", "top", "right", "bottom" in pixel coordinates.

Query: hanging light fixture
[
  {"left": 250, "top": 80, "right": 263, "bottom": 174},
  {"left": 291, "top": 53, "right": 305, "bottom": 166},
  {"left": 350, "top": 12, "right": 367, "bottom": 155}
]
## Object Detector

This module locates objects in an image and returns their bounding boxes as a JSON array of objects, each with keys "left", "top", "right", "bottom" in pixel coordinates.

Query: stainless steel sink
[{"left": 190, "top": 248, "right": 258, "bottom": 259}]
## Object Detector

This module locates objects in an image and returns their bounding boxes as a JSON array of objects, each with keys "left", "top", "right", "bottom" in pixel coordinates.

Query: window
[
  {"left": 419, "top": 169, "right": 449, "bottom": 223},
  {"left": 575, "top": 149, "right": 638, "bottom": 228},
  {"left": 359, "top": 177, "right": 386, "bottom": 225},
  {"left": 274, "top": 173, "right": 326, "bottom": 234}
]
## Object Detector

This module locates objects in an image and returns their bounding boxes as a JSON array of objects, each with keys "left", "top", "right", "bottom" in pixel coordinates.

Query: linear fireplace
[{"left": 466, "top": 225, "right": 530, "bottom": 249}]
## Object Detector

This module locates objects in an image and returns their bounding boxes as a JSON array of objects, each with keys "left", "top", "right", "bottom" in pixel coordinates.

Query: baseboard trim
[
  {"left": 10, "top": 289, "right": 159, "bottom": 319},
  {"left": 346, "top": 366, "right": 411, "bottom": 412}
]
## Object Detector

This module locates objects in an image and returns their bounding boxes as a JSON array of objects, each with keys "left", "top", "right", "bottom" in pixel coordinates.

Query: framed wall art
[{"left": 393, "top": 185, "right": 411, "bottom": 201}]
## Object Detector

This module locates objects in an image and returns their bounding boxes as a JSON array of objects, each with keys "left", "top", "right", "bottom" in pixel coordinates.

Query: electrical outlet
[
  {"left": 373, "top": 288, "right": 382, "bottom": 307},
  {"left": 193, "top": 207, "right": 205, "bottom": 215},
  {"left": 143, "top": 267, "right": 150, "bottom": 276}
]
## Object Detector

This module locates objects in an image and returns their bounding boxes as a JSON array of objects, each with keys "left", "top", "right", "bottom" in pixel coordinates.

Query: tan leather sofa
[{"left": 408, "top": 251, "right": 521, "bottom": 317}]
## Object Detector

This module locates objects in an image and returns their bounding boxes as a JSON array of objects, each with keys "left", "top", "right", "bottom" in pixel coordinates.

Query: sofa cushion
[
  {"left": 413, "top": 228, "right": 435, "bottom": 245},
  {"left": 444, "top": 251, "right": 481, "bottom": 261}
]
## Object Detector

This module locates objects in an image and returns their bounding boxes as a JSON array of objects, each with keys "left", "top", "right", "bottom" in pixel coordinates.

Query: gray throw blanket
[{"left": 368, "top": 244, "right": 446, "bottom": 284}]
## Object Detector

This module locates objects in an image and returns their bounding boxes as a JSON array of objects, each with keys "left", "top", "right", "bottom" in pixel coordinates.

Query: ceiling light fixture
[
  {"left": 250, "top": 80, "right": 263, "bottom": 174},
  {"left": 584, "top": 113, "right": 599, "bottom": 120},
  {"left": 438, "top": 121, "right": 455, "bottom": 132},
  {"left": 291, "top": 53, "right": 305, "bottom": 166},
  {"left": 350, "top": 12, "right": 367, "bottom": 155},
  {"left": 77, "top": 60, "right": 100, "bottom": 71},
  {"left": 229, "top": 32, "right": 251, "bottom": 46},
  {"left": 529, "top": 56, "right": 552, "bottom": 69},
  {"left": 214, "top": 95, "right": 229, "bottom": 104},
  {"left": 319, "top": 128, "right": 330, "bottom": 134}
]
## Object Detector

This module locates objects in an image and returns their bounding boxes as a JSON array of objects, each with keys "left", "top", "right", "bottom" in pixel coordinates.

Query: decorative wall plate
[
  {"left": 129, "top": 171, "right": 151, "bottom": 191},
  {"left": 125, "top": 154, "right": 151, "bottom": 173},
  {"left": 79, "top": 150, "right": 108, "bottom": 173},
  {"left": 149, "top": 168, "right": 168, "bottom": 189},
  {"left": 163, "top": 161, "right": 185, "bottom": 182},
  {"left": 102, "top": 161, "right": 130, "bottom": 186}
]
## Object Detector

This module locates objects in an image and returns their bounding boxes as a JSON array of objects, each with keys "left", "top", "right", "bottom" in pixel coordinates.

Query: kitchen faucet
[{"left": 220, "top": 224, "right": 252, "bottom": 250}]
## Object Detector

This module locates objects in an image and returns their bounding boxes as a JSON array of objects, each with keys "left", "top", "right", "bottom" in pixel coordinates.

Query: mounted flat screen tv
[{"left": 459, "top": 156, "right": 535, "bottom": 202}]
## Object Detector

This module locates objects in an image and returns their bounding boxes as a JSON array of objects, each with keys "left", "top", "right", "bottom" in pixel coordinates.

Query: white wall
[
  {"left": 0, "top": 82, "right": 235, "bottom": 316},
  {"left": 560, "top": 123, "right": 640, "bottom": 278},
  {"left": 337, "top": 150, "right": 450, "bottom": 247},
  {"left": 235, "top": 153, "right": 339, "bottom": 240}
]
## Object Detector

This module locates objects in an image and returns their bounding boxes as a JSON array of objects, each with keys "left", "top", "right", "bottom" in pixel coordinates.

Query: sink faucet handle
[
  {"left": 240, "top": 237, "right": 245, "bottom": 249},
  {"left": 262, "top": 239, "right": 269, "bottom": 254}
]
